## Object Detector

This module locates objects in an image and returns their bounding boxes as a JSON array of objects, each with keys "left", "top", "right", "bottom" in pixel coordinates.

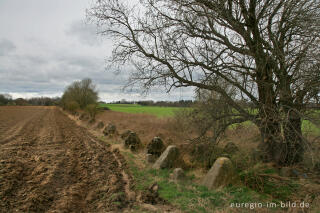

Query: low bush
[
  {"left": 100, "top": 106, "right": 110, "bottom": 111},
  {"left": 61, "top": 78, "right": 98, "bottom": 109},
  {"left": 86, "top": 104, "right": 99, "bottom": 120},
  {"left": 186, "top": 141, "right": 223, "bottom": 169},
  {"left": 66, "top": 101, "right": 80, "bottom": 115},
  {"left": 239, "top": 163, "right": 299, "bottom": 201},
  {"left": 302, "top": 140, "right": 320, "bottom": 173}
]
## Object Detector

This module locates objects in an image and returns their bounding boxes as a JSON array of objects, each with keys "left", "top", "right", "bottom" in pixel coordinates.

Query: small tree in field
[
  {"left": 61, "top": 78, "right": 98, "bottom": 110},
  {"left": 88, "top": 0, "right": 320, "bottom": 165}
]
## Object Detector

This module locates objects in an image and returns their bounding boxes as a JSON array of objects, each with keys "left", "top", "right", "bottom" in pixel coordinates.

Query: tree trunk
[
  {"left": 282, "top": 110, "right": 304, "bottom": 165},
  {"left": 257, "top": 109, "right": 283, "bottom": 164},
  {"left": 256, "top": 60, "right": 283, "bottom": 164},
  {"left": 277, "top": 75, "right": 304, "bottom": 165},
  {"left": 256, "top": 61, "right": 304, "bottom": 166},
  {"left": 257, "top": 105, "right": 304, "bottom": 166}
]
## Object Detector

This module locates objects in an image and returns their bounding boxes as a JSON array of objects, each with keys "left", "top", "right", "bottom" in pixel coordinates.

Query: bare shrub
[
  {"left": 171, "top": 108, "right": 194, "bottom": 137},
  {"left": 61, "top": 78, "right": 98, "bottom": 110},
  {"left": 302, "top": 138, "right": 320, "bottom": 172},
  {"left": 86, "top": 104, "right": 99, "bottom": 120},
  {"left": 66, "top": 101, "right": 80, "bottom": 115},
  {"left": 188, "top": 140, "right": 223, "bottom": 169}
]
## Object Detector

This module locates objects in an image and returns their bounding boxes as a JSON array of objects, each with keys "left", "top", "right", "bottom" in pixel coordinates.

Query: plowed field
[{"left": 0, "top": 106, "right": 131, "bottom": 212}]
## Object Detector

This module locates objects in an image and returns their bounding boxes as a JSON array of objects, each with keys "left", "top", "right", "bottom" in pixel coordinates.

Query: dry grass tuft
[
  {"left": 95, "top": 110, "right": 263, "bottom": 170},
  {"left": 96, "top": 111, "right": 188, "bottom": 147}
]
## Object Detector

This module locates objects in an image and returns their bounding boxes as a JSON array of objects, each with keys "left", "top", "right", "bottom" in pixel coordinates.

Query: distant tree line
[
  {"left": 27, "top": 97, "right": 60, "bottom": 106},
  {"left": 0, "top": 94, "right": 12, "bottom": 105},
  {"left": 138, "top": 100, "right": 193, "bottom": 107},
  {"left": 0, "top": 94, "right": 60, "bottom": 106},
  {"left": 109, "top": 99, "right": 194, "bottom": 107},
  {"left": 107, "top": 99, "right": 260, "bottom": 108}
]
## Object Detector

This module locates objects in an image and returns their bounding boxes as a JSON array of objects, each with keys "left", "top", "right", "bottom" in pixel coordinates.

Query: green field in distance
[
  {"left": 99, "top": 103, "right": 320, "bottom": 135},
  {"left": 99, "top": 103, "right": 184, "bottom": 117}
]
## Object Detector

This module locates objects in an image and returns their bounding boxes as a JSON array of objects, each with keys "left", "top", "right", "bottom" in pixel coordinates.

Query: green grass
[
  {"left": 122, "top": 151, "right": 277, "bottom": 213},
  {"left": 99, "top": 103, "right": 320, "bottom": 135},
  {"left": 229, "top": 119, "right": 320, "bottom": 136},
  {"left": 302, "top": 120, "right": 320, "bottom": 135},
  {"left": 102, "top": 137, "right": 303, "bottom": 212},
  {"left": 239, "top": 164, "right": 300, "bottom": 201},
  {"left": 99, "top": 103, "right": 183, "bottom": 117}
]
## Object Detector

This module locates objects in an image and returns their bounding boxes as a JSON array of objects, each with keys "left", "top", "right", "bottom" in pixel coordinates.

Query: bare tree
[
  {"left": 61, "top": 78, "right": 98, "bottom": 109},
  {"left": 188, "top": 78, "right": 238, "bottom": 143},
  {"left": 88, "top": 0, "right": 320, "bottom": 165}
]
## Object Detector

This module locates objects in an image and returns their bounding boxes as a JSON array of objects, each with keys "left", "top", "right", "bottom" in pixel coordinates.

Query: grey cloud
[
  {"left": 0, "top": 43, "right": 194, "bottom": 101},
  {"left": 0, "top": 48, "right": 127, "bottom": 96},
  {"left": 0, "top": 38, "right": 16, "bottom": 56},
  {"left": 0, "top": 0, "right": 194, "bottom": 101},
  {"left": 66, "top": 20, "right": 101, "bottom": 46}
]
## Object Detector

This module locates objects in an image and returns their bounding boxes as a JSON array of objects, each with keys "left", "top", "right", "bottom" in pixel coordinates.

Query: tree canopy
[
  {"left": 0, "top": 94, "right": 12, "bottom": 106},
  {"left": 61, "top": 78, "right": 98, "bottom": 110},
  {"left": 88, "top": 0, "right": 320, "bottom": 165}
]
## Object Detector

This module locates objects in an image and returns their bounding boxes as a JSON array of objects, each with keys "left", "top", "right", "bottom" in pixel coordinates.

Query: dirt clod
[
  {"left": 140, "top": 183, "right": 166, "bottom": 205},
  {"left": 0, "top": 106, "right": 130, "bottom": 212}
]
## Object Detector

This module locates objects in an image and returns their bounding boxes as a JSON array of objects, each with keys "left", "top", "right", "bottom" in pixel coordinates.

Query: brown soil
[
  {"left": 0, "top": 106, "right": 133, "bottom": 212},
  {"left": 67, "top": 110, "right": 181, "bottom": 212}
]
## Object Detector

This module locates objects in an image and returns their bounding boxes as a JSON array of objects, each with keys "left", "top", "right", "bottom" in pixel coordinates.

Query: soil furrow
[{"left": 0, "top": 106, "right": 129, "bottom": 212}]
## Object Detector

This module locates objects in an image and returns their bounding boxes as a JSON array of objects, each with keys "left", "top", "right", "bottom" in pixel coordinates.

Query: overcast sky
[{"left": 0, "top": 0, "right": 193, "bottom": 102}]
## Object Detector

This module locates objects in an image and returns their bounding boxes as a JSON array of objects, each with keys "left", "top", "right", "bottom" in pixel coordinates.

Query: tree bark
[
  {"left": 278, "top": 78, "right": 304, "bottom": 165},
  {"left": 258, "top": 116, "right": 304, "bottom": 166},
  {"left": 257, "top": 95, "right": 304, "bottom": 166},
  {"left": 258, "top": 110, "right": 283, "bottom": 164},
  {"left": 256, "top": 61, "right": 304, "bottom": 166},
  {"left": 282, "top": 110, "right": 304, "bottom": 165}
]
